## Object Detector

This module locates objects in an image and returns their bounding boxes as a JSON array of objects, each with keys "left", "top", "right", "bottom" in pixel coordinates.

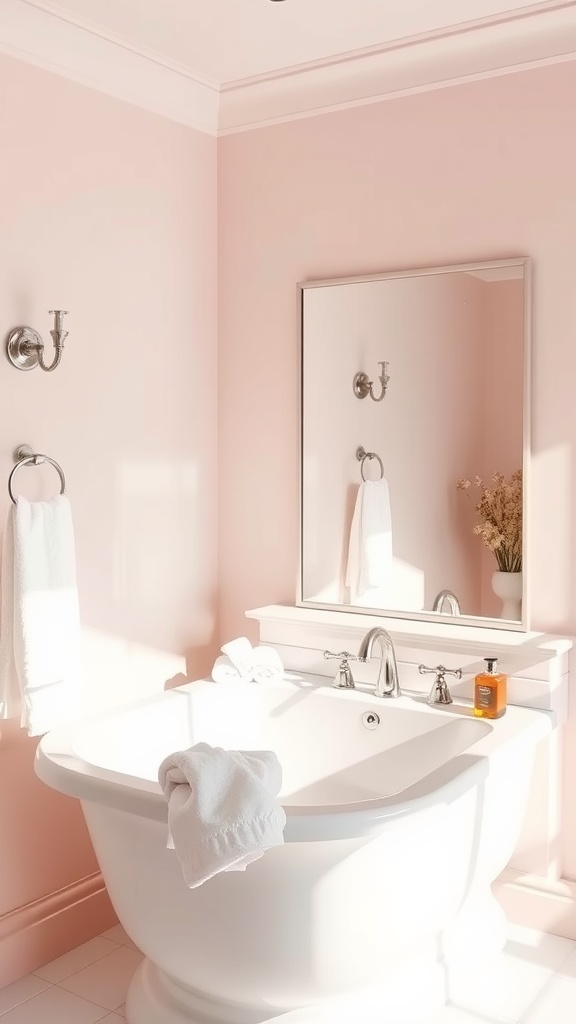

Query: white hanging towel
[
  {"left": 345, "top": 479, "right": 393, "bottom": 600},
  {"left": 158, "top": 742, "right": 286, "bottom": 888},
  {"left": 0, "top": 496, "right": 81, "bottom": 736}
]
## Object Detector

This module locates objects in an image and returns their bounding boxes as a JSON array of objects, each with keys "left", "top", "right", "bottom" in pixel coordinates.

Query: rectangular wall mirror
[{"left": 299, "top": 257, "right": 531, "bottom": 629}]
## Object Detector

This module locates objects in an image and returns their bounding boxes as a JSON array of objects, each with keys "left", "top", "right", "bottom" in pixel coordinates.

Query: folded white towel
[
  {"left": 211, "top": 637, "right": 284, "bottom": 685},
  {"left": 345, "top": 479, "right": 393, "bottom": 600},
  {"left": 158, "top": 742, "right": 286, "bottom": 888},
  {"left": 0, "top": 497, "right": 80, "bottom": 736},
  {"left": 211, "top": 653, "right": 249, "bottom": 684},
  {"left": 221, "top": 636, "right": 254, "bottom": 678},
  {"left": 250, "top": 646, "right": 285, "bottom": 685}
]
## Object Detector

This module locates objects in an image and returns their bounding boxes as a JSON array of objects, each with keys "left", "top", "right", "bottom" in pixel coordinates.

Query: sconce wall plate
[
  {"left": 352, "top": 371, "right": 372, "bottom": 400},
  {"left": 6, "top": 327, "right": 44, "bottom": 371},
  {"left": 6, "top": 310, "right": 68, "bottom": 372}
]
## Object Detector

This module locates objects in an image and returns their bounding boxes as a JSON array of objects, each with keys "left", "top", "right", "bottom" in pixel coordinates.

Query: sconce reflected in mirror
[
  {"left": 353, "top": 360, "right": 389, "bottom": 402},
  {"left": 6, "top": 310, "right": 69, "bottom": 372}
]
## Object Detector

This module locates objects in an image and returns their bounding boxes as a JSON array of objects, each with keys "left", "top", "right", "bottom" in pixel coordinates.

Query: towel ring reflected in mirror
[
  {"left": 356, "top": 446, "right": 384, "bottom": 482},
  {"left": 8, "top": 445, "right": 66, "bottom": 504}
]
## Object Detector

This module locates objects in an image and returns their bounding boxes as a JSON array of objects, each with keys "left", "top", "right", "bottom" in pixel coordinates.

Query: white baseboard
[
  {"left": 495, "top": 868, "right": 576, "bottom": 940},
  {"left": 0, "top": 871, "right": 117, "bottom": 987}
]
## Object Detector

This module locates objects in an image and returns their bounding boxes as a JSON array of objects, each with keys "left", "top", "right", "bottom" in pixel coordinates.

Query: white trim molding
[
  {"left": 1, "top": 1, "right": 576, "bottom": 136},
  {"left": 219, "top": 1, "right": 576, "bottom": 134},
  {"left": 495, "top": 869, "right": 576, "bottom": 941},
  {"left": 0, "top": 0, "right": 220, "bottom": 135}
]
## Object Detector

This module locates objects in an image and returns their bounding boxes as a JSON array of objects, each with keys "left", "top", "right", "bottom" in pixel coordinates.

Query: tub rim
[{"left": 34, "top": 674, "right": 554, "bottom": 842}]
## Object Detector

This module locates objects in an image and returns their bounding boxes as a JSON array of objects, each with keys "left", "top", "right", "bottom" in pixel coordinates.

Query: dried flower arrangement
[{"left": 456, "top": 470, "right": 522, "bottom": 573}]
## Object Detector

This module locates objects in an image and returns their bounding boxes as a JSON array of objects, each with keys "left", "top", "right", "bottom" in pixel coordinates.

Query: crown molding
[
  {"left": 0, "top": 0, "right": 219, "bottom": 135},
  {"left": 1, "top": 1, "right": 575, "bottom": 137},
  {"left": 218, "top": 2, "right": 576, "bottom": 134}
]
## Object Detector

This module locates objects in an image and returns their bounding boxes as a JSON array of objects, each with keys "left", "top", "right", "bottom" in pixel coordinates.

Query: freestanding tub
[{"left": 35, "top": 674, "right": 553, "bottom": 1024}]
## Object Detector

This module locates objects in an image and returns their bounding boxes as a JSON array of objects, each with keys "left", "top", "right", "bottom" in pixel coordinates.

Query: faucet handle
[
  {"left": 324, "top": 650, "right": 357, "bottom": 689},
  {"left": 419, "top": 664, "right": 462, "bottom": 706},
  {"left": 418, "top": 664, "right": 462, "bottom": 678}
]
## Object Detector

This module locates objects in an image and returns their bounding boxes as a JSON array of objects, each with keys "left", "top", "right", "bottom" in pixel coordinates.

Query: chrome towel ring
[
  {"left": 356, "top": 445, "right": 384, "bottom": 481},
  {"left": 8, "top": 445, "right": 66, "bottom": 504}
]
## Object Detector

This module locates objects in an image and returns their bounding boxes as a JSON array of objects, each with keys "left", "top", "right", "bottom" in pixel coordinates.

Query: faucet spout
[
  {"left": 432, "top": 589, "right": 461, "bottom": 615},
  {"left": 357, "top": 628, "right": 401, "bottom": 698}
]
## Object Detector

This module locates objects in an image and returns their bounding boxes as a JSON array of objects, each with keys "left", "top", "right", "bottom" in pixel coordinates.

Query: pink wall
[
  {"left": 0, "top": 53, "right": 217, "bottom": 980},
  {"left": 1, "top": 44, "right": 576, "bottom": 982},
  {"left": 218, "top": 60, "right": 576, "bottom": 642}
]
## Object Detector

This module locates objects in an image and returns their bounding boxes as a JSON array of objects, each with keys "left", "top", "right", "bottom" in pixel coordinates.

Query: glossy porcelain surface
[{"left": 36, "top": 675, "right": 553, "bottom": 1024}]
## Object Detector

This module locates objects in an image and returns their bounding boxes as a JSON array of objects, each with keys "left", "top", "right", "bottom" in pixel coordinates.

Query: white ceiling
[
  {"left": 5, "top": 0, "right": 576, "bottom": 134},
  {"left": 22, "top": 0, "right": 569, "bottom": 85}
]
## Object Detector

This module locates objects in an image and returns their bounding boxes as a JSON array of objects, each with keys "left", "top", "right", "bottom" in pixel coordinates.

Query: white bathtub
[{"left": 35, "top": 674, "right": 553, "bottom": 1024}]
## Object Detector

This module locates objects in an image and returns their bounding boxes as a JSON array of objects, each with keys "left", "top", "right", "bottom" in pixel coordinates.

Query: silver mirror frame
[{"left": 297, "top": 256, "right": 532, "bottom": 631}]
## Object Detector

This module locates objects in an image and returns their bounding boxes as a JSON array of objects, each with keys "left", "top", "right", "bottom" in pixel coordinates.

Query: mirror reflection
[{"left": 300, "top": 258, "right": 529, "bottom": 626}]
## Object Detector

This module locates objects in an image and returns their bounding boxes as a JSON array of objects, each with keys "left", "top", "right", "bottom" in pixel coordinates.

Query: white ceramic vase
[{"left": 491, "top": 570, "right": 522, "bottom": 620}]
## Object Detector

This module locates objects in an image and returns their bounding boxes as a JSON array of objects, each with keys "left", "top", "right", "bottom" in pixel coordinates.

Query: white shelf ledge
[{"left": 246, "top": 604, "right": 571, "bottom": 666}]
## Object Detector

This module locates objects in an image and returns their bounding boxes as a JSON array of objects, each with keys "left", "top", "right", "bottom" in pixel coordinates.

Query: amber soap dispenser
[{"left": 474, "top": 657, "right": 507, "bottom": 719}]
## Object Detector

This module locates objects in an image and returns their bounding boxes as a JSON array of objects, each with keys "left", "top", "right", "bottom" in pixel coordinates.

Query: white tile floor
[{"left": 0, "top": 923, "right": 575, "bottom": 1023}]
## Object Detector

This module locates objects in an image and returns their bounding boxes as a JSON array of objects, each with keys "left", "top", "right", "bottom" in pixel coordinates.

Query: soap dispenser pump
[{"left": 474, "top": 657, "right": 507, "bottom": 719}]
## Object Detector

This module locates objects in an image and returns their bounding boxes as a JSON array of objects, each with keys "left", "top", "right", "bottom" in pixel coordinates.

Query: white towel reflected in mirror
[{"left": 345, "top": 479, "right": 393, "bottom": 605}]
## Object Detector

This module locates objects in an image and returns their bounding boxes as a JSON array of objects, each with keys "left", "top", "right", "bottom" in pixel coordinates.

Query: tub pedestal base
[
  {"left": 125, "top": 889, "right": 508, "bottom": 1024},
  {"left": 125, "top": 956, "right": 448, "bottom": 1024},
  {"left": 126, "top": 959, "right": 292, "bottom": 1024}
]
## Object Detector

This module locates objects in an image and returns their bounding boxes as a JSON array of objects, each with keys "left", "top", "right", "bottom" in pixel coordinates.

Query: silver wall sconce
[
  {"left": 353, "top": 361, "right": 390, "bottom": 402},
  {"left": 6, "top": 310, "right": 69, "bottom": 372}
]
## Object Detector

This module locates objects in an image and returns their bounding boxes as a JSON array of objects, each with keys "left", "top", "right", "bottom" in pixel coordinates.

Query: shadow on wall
[{"left": 78, "top": 626, "right": 217, "bottom": 714}]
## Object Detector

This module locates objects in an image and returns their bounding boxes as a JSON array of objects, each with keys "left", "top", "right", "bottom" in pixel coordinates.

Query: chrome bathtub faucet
[{"left": 357, "top": 628, "right": 401, "bottom": 698}]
